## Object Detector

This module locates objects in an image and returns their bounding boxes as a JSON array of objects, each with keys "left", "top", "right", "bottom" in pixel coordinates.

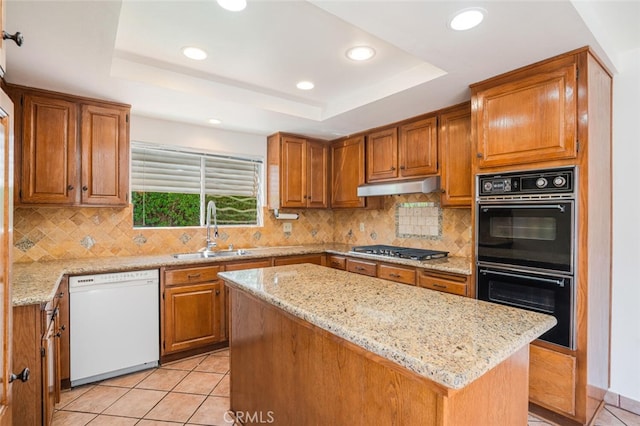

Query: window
[{"left": 131, "top": 143, "right": 262, "bottom": 228}]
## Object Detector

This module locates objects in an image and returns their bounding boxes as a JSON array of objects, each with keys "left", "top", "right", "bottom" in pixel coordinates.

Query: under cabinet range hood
[{"left": 357, "top": 176, "right": 441, "bottom": 197}]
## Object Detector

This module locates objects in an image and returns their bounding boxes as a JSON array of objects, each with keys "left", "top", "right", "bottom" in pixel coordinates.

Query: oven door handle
[
  {"left": 480, "top": 204, "right": 566, "bottom": 213},
  {"left": 479, "top": 269, "right": 565, "bottom": 287}
]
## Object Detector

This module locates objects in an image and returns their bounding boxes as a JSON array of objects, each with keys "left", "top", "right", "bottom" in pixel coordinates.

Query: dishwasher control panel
[{"left": 69, "top": 269, "right": 159, "bottom": 288}]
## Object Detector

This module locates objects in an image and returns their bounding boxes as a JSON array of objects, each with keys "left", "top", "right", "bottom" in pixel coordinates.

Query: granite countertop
[
  {"left": 220, "top": 264, "right": 556, "bottom": 390},
  {"left": 11, "top": 243, "right": 472, "bottom": 306}
]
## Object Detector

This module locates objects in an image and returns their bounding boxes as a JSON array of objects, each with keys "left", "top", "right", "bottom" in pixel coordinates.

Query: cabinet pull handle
[
  {"left": 355, "top": 266, "right": 365, "bottom": 271},
  {"left": 82, "top": 185, "right": 88, "bottom": 191},
  {"left": 400, "top": 166, "right": 405, "bottom": 170},
  {"left": 389, "top": 273, "right": 401, "bottom": 278},
  {"left": 187, "top": 273, "right": 201, "bottom": 279},
  {"left": 67, "top": 185, "right": 74, "bottom": 191},
  {"left": 432, "top": 283, "right": 447, "bottom": 289},
  {"left": 57, "top": 291, "right": 64, "bottom": 299},
  {"left": 9, "top": 367, "right": 30, "bottom": 383}
]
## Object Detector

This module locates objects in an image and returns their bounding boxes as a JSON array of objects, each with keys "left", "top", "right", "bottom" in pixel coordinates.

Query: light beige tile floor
[{"left": 54, "top": 347, "right": 640, "bottom": 425}]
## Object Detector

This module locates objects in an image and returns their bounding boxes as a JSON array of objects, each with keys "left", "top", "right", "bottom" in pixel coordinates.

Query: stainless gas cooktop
[{"left": 350, "top": 245, "right": 448, "bottom": 261}]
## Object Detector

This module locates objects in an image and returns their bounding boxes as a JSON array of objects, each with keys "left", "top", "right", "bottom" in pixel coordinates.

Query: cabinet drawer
[
  {"left": 378, "top": 263, "right": 416, "bottom": 285},
  {"left": 418, "top": 270, "right": 468, "bottom": 296},
  {"left": 225, "top": 259, "right": 272, "bottom": 271},
  {"left": 327, "top": 255, "right": 346, "bottom": 270},
  {"left": 273, "top": 254, "right": 325, "bottom": 266},
  {"left": 346, "top": 259, "right": 377, "bottom": 277},
  {"left": 529, "top": 344, "right": 576, "bottom": 415},
  {"left": 165, "top": 265, "right": 221, "bottom": 285}
]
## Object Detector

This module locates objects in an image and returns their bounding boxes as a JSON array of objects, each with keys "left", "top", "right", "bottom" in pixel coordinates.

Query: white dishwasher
[{"left": 69, "top": 269, "right": 159, "bottom": 387}]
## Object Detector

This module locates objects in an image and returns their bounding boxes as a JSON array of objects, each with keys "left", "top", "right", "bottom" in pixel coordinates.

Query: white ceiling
[{"left": 4, "top": 1, "right": 639, "bottom": 139}]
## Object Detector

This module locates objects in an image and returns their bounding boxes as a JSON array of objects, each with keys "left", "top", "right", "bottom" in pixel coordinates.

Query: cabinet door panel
[
  {"left": 366, "top": 128, "right": 398, "bottom": 182},
  {"left": 306, "top": 140, "right": 328, "bottom": 208},
  {"left": 281, "top": 136, "right": 307, "bottom": 208},
  {"left": 475, "top": 61, "right": 577, "bottom": 168},
  {"left": 163, "top": 282, "right": 224, "bottom": 354},
  {"left": 439, "top": 105, "right": 471, "bottom": 207},
  {"left": 399, "top": 117, "right": 438, "bottom": 177},
  {"left": 331, "top": 136, "right": 365, "bottom": 208},
  {"left": 80, "top": 104, "right": 129, "bottom": 205},
  {"left": 529, "top": 344, "right": 576, "bottom": 415},
  {"left": 21, "top": 95, "right": 78, "bottom": 204}
]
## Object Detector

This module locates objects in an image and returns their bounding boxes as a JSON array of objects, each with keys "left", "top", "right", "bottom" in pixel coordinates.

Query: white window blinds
[{"left": 131, "top": 147, "right": 201, "bottom": 194}]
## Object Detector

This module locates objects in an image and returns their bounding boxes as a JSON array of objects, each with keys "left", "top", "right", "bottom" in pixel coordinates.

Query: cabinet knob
[
  {"left": 215, "top": 289, "right": 220, "bottom": 295},
  {"left": 390, "top": 166, "right": 396, "bottom": 171},
  {"left": 400, "top": 165, "right": 405, "bottom": 170},
  {"left": 67, "top": 185, "right": 74, "bottom": 191},
  {"left": 2, "top": 31, "right": 24, "bottom": 47},
  {"left": 82, "top": 186, "right": 88, "bottom": 191},
  {"left": 476, "top": 153, "right": 483, "bottom": 158},
  {"left": 9, "top": 367, "right": 30, "bottom": 383}
]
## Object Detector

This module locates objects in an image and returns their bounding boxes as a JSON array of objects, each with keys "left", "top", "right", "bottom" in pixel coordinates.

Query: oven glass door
[
  {"left": 477, "top": 201, "right": 573, "bottom": 272},
  {"left": 477, "top": 267, "right": 573, "bottom": 348}
]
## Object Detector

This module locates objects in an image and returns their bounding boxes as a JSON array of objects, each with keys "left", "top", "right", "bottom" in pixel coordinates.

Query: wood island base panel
[{"left": 220, "top": 264, "right": 556, "bottom": 425}]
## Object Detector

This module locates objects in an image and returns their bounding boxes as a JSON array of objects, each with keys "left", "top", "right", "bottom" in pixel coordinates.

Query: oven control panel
[{"left": 479, "top": 167, "right": 574, "bottom": 196}]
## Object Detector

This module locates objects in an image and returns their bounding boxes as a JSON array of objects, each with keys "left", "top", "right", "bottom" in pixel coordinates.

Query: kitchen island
[{"left": 220, "top": 264, "right": 556, "bottom": 425}]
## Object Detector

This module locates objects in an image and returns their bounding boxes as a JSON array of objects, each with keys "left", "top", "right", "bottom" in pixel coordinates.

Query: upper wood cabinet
[
  {"left": 366, "top": 116, "right": 438, "bottom": 183},
  {"left": 398, "top": 116, "right": 438, "bottom": 177},
  {"left": 439, "top": 103, "right": 472, "bottom": 207},
  {"left": 267, "top": 133, "right": 328, "bottom": 209},
  {"left": 8, "top": 84, "right": 130, "bottom": 207},
  {"left": 366, "top": 128, "right": 398, "bottom": 182},
  {"left": 471, "top": 55, "right": 578, "bottom": 169},
  {"left": 331, "top": 136, "right": 365, "bottom": 208}
]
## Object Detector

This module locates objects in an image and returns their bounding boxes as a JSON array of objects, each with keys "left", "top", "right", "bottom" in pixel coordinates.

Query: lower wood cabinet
[
  {"left": 161, "top": 265, "right": 227, "bottom": 361},
  {"left": 273, "top": 253, "right": 326, "bottom": 266},
  {"left": 377, "top": 263, "right": 416, "bottom": 285},
  {"left": 12, "top": 281, "right": 66, "bottom": 426},
  {"left": 418, "top": 269, "right": 469, "bottom": 296},
  {"left": 529, "top": 344, "right": 576, "bottom": 416},
  {"left": 346, "top": 258, "right": 377, "bottom": 277},
  {"left": 327, "top": 254, "right": 346, "bottom": 270}
]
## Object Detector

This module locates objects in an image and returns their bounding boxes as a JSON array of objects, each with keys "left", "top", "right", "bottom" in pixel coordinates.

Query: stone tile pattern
[
  {"left": 13, "top": 193, "right": 471, "bottom": 262},
  {"left": 220, "top": 264, "right": 556, "bottom": 390},
  {"left": 52, "top": 349, "right": 231, "bottom": 426},
  {"left": 396, "top": 201, "right": 441, "bottom": 239}
]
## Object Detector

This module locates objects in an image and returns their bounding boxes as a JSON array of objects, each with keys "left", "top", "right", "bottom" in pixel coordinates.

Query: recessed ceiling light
[
  {"left": 208, "top": 118, "right": 222, "bottom": 125},
  {"left": 449, "top": 8, "right": 486, "bottom": 31},
  {"left": 346, "top": 46, "right": 376, "bottom": 61},
  {"left": 217, "top": 0, "right": 246, "bottom": 12},
  {"left": 296, "top": 81, "right": 315, "bottom": 90},
  {"left": 182, "top": 46, "right": 207, "bottom": 60}
]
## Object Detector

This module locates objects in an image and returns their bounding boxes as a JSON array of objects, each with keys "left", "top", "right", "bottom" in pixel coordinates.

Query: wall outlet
[
  {"left": 359, "top": 222, "right": 365, "bottom": 232},
  {"left": 283, "top": 222, "right": 292, "bottom": 233}
]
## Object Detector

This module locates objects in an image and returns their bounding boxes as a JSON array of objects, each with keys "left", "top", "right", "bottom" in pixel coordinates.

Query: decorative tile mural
[
  {"left": 13, "top": 193, "right": 471, "bottom": 262},
  {"left": 396, "top": 201, "right": 441, "bottom": 239}
]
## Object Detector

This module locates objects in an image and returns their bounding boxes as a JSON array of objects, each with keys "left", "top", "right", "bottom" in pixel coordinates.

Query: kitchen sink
[{"left": 172, "top": 249, "right": 251, "bottom": 260}]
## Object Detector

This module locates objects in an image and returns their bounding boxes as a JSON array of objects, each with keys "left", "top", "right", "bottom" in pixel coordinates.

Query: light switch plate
[{"left": 283, "top": 222, "right": 292, "bottom": 233}]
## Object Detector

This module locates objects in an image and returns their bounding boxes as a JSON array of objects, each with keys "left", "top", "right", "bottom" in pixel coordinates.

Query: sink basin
[{"left": 172, "top": 249, "right": 250, "bottom": 260}]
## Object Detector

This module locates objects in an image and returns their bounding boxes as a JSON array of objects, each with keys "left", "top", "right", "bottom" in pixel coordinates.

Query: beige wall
[{"left": 12, "top": 194, "right": 471, "bottom": 262}]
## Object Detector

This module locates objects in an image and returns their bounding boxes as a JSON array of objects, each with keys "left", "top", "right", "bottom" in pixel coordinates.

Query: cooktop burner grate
[{"left": 350, "top": 245, "right": 448, "bottom": 261}]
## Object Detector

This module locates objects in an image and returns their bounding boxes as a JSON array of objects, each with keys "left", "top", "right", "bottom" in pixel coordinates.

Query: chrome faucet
[{"left": 205, "top": 200, "right": 219, "bottom": 252}]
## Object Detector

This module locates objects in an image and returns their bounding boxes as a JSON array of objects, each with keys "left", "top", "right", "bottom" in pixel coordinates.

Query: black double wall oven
[{"left": 476, "top": 167, "right": 576, "bottom": 349}]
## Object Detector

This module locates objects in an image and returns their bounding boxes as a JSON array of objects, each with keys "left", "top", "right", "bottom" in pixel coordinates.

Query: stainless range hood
[{"left": 357, "top": 176, "right": 441, "bottom": 197}]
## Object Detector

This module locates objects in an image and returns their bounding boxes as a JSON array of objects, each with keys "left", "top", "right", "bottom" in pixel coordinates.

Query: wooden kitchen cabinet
[
  {"left": 267, "top": 132, "right": 328, "bottom": 209},
  {"left": 273, "top": 253, "right": 325, "bottom": 266},
  {"left": 162, "top": 265, "right": 226, "bottom": 361},
  {"left": 12, "top": 283, "right": 65, "bottom": 426},
  {"left": 366, "top": 116, "right": 438, "bottom": 183},
  {"left": 529, "top": 344, "right": 576, "bottom": 415},
  {"left": 327, "top": 254, "right": 346, "bottom": 270},
  {"left": 471, "top": 55, "right": 578, "bottom": 169},
  {"left": 418, "top": 269, "right": 469, "bottom": 297},
  {"left": 346, "top": 258, "right": 377, "bottom": 277},
  {"left": 331, "top": 136, "right": 364, "bottom": 208},
  {"left": 7, "top": 84, "right": 130, "bottom": 206},
  {"left": 398, "top": 116, "right": 438, "bottom": 178},
  {"left": 438, "top": 103, "right": 472, "bottom": 207},
  {"left": 366, "top": 127, "right": 398, "bottom": 182},
  {"left": 377, "top": 263, "right": 416, "bottom": 285}
]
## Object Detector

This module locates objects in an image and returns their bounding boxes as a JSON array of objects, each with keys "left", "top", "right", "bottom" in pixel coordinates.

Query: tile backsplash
[{"left": 13, "top": 194, "right": 471, "bottom": 262}]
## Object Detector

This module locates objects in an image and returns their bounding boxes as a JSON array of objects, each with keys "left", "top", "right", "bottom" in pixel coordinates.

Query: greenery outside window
[{"left": 131, "top": 143, "right": 262, "bottom": 228}]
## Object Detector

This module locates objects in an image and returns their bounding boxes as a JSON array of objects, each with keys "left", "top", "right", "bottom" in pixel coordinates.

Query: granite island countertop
[
  {"left": 219, "top": 264, "right": 556, "bottom": 390},
  {"left": 12, "top": 243, "right": 472, "bottom": 306}
]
